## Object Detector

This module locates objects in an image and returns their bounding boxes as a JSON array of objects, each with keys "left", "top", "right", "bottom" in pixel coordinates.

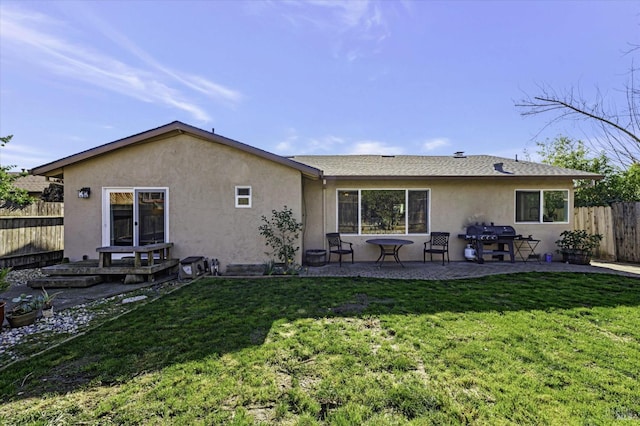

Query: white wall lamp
[{"left": 77, "top": 187, "right": 91, "bottom": 199}]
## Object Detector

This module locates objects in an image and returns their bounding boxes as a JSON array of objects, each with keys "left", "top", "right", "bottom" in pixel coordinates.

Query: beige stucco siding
[
  {"left": 309, "top": 178, "right": 575, "bottom": 262},
  {"left": 301, "top": 178, "right": 326, "bottom": 253},
  {"left": 62, "top": 134, "right": 304, "bottom": 270}
]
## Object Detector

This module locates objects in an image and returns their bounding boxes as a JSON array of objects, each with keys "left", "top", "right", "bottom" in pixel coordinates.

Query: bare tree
[{"left": 516, "top": 47, "right": 639, "bottom": 168}]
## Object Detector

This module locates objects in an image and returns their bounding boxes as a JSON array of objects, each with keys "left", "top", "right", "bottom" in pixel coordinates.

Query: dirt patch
[
  {"left": 329, "top": 293, "right": 394, "bottom": 315},
  {"left": 19, "top": 355, "right": 103, "bottom": 397}
]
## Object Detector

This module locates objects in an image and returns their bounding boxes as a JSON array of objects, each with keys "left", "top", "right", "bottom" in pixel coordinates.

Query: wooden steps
[{"left": 28, "top": 275, "right": 103, "bottom": 289}]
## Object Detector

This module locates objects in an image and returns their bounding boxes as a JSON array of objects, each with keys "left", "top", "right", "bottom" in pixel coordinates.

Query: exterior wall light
[{"left": 77, "top": 187, "right": 91, "bottom": 199}]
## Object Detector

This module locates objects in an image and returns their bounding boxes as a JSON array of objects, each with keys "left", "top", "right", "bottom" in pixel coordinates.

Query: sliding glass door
[
  {"left": 136, "top": 189, "right": 166, "bottom": 245},
  {"left": 103, "top": 188, "right": 167, "bottom": 248}
]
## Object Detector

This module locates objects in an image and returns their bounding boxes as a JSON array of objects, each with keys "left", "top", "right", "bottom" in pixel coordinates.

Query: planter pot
[
  {"left": 568, "top": 251, "right": 591, "bottom": 265},
  {"left": 561, "top": 250, "right": 591, "bottom": 265},
  {"left": 42, "top": 307, "right": 54, "bottom": 318},
  {"left": 305, "top": 250, "right": 327, "bottom": 267},
  {"left": 7, "top": 310, "right": 38, "bottom": 328}
]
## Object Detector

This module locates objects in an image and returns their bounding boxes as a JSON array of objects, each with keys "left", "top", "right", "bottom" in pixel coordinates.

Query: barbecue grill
[{"left": 459, "top": 223, "right": 517, "bottom": 263}]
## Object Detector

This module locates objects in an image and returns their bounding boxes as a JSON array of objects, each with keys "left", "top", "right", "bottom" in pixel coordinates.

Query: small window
[{"left": 235, "top": 186, "right": 251, "bottom": 208}]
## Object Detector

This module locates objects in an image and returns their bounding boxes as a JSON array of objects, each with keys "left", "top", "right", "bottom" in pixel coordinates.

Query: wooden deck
[
  {"left": 97, "top": 242, "right": 173, "bottom": 268},
  {"left": 41, "top": 258, "right": 179, "bottom": 282}
]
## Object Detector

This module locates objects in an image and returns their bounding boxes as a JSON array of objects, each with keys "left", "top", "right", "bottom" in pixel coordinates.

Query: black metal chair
[
  {"left": 326, "top": 233, "right": 354, "bottom": 266},
  {"left": 424, "top": 232, "right": 450, "bottom": 265}
]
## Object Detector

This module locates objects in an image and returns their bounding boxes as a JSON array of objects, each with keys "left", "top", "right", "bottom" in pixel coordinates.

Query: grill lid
[{"left": 465, "top": 223, "right": 517, "bottom": 239}]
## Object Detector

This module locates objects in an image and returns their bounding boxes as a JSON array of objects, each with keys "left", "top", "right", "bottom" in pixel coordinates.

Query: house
[
  {"left": 30, "top": 121, "right": 601, "bottom": 272},
  {"left": 9, "top": 173, "right": 51, "bottom": 198}
]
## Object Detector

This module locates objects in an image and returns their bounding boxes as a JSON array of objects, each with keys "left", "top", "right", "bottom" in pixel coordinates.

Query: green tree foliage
[
  {"left": 0, "top": 135, "right": 34, "bottom": 207},
  {"left": 537, "top": 136, "right": 640, "bottom": 206}
]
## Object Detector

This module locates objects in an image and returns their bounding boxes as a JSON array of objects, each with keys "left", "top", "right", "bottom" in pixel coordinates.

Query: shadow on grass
[{"left": 1, "top": 272, "right": 638, "bottom": 400}]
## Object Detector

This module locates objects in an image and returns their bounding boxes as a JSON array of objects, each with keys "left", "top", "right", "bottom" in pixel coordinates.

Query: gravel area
[{"left": 0, "top": 268, "right": 183, "bottom": 368}]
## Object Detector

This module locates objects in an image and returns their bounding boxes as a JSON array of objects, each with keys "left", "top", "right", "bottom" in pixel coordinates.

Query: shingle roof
[
  {"left": 290, "top": 155, "right": 603, "bottom": 179},
  {"left": 10, "top": 173, "right": 51, "bottom": 193}
]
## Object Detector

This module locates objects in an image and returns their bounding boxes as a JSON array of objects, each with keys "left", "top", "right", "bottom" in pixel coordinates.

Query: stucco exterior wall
[
  {"left": 62, "top": 134, "right": 304, "bottom": 270},
  {"left": 301, "top": 178, "right": 326, "bottom": 255},
  {"left": 311, "top": 178, "right": 575, "bottom": 262}
]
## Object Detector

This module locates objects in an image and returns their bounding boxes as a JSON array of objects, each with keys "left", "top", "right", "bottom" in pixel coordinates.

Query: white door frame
[{"left": 102, "top": 187, "right": 170, "bottom": 251}]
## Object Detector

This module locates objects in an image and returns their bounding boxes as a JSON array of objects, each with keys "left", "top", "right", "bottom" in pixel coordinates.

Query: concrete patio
[{"left": 300, "top": 260, "right": 640, "bottom": 280}]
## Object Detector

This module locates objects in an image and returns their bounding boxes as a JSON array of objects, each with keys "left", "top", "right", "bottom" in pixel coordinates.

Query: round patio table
[{"left": 366, "top": 238, "right": 414, "bottom": 267}]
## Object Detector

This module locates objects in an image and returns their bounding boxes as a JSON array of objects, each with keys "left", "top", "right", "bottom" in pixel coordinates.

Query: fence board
[
  {"left": 0, "top": 201, "right": 64, "bottom": 269},
  {"left": 575, "top": 202, "right": 640, "bottom": 263},
  {"left": 611, "top": 202, "right": 640, "bottom": 263},
  {"left": 573, "top": 205, "right": 616, "bottom": 261}
]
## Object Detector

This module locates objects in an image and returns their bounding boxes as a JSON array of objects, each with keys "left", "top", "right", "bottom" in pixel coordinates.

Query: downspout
[{"left": 322, "top": 176, "right": 327, "bottom": 250}]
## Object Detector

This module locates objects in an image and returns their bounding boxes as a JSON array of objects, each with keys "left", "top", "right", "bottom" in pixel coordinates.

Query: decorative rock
[
  {"left": 0, "top": 306, "right": 94, "bottom": 361},
  {"left": 122, "top": 295, "right": 148, "bottom": 304},
  {"left": 1, "top": 267, "right": 184, "bottom": 367}
]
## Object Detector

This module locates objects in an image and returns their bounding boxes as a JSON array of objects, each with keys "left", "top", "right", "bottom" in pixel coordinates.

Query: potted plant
[
  {"left": 6, "top": 293, "right": 42, "bottom": 328},
  {"left": 555, "top": 229, "right": 603, "bottom": 265},
  {"left": 40, "top": 287, "right": 62, "bottom": 318}
]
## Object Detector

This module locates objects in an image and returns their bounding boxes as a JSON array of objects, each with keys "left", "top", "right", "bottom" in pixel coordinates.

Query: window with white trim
[
  {"left": 337, "top": 189, "right": 429, "bottom": 235},
  {"left": 235, "top": 186, "right": 252, "bottom": 208},
  {"left": 515, "top": 189, "right": 569, "bottom": 223}
]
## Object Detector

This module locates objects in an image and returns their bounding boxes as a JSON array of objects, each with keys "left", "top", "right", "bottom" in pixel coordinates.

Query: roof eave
[
  {"left": 30, "top": 121, "right": 322, "bottom": 179},
  {"left": 321, "top": 174, "right": 604, "bottom": 180}
]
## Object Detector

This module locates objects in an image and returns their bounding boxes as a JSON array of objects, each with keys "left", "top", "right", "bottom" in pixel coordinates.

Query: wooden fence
[
  {"left": 0, "top": 201, "right": 64, "bottom": 269},
  {"left": 574, "top": 202, "right": 640, "bottom": 263}
]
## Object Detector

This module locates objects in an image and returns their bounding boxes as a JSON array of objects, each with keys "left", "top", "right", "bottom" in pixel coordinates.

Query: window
[
  {"left": 515, "top": 190, "right": 568, "bottom": 223},
  {"left": 337, "top": 189, "right": 429, "bottom": 235},
  {"left": 235, "top": 186, "right": 251, "bottom": 208}
]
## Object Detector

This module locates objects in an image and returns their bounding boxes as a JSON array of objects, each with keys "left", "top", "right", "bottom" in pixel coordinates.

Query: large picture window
[
  {"left": 515, "top": 190, "right": 569, "bottom": 223},
  {"left": 337, "top": 189, "right": 429, "bottom": 235}
]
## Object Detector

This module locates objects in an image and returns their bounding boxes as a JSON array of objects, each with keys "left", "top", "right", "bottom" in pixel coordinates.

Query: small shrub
[
  {"left": 259, "top": 206, "right": 303, "bottom": 271},
  {"left": 0, "top": 267, "right": 11, "bottom": 293},
  {"left": 556, "top": 230, "right": 603, "bottom": 255}
]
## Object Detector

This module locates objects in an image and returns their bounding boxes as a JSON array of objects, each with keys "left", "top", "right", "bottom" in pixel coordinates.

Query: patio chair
[
  {"left": 326, "top": 233, "right": 354, "bottom": 266},
  {"left": 424, "top": 232, "right": 450, "bottom": 265}
]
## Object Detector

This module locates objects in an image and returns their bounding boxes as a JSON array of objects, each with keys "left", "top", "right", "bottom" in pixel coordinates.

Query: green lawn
[{"left": 1, "top": 273, "right": 639, "bottom": 425}]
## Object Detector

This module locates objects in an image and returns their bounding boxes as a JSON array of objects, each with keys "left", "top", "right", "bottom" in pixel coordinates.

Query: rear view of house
[{"left": 31, "top": 121, "right": 601, "bottom": 273}]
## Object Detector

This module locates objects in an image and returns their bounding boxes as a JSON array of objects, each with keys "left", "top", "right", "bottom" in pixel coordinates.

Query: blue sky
[{"left": 1, "top": 0, "right": 638, "bottom": 171}]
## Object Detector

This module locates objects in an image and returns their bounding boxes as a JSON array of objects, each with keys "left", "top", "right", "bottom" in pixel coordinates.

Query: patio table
[
  {"left": 366, "top": 238, "right": 414, "bottom": 267},
  {"left": 514, "top": 236, "right": 541, "bottom": 262}
]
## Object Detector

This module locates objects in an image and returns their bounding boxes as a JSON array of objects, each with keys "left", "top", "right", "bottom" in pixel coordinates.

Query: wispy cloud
[
  {"left": 0, "top": 5, "right": 242, "bottom": 121},
  {"left": 273, "top": 128, "right": 404, "bottom": 156},
  {"left": 268, "top": 0, "right": 392, "bottom": 61},
  {"left": 347, "top": 140, "right": 404, "bottom": 155},
  {"left": 274, "top": 128, "right": 346, "bottom": 154},
  {"left": 421, "top": 138, "right": 450, "bottom": 152},
  {"left": 274, "top": 128, "right": 300, "bottom": 153},
  {"left": 0, "top": 142, "right": 53, "bottom": 170}
]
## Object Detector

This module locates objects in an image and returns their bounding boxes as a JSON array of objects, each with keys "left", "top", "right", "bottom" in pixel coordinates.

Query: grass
[{"left": 0, "top": 272, "right": 639, "bottom": 425}]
